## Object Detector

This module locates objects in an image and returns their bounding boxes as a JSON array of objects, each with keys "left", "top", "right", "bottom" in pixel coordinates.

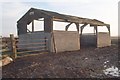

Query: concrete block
[
  {"left": 97, "top": 32, "right": 111, "bottom": 47},
  {"left": 51, "top": 31, "right": 80, "bottom": 52}
]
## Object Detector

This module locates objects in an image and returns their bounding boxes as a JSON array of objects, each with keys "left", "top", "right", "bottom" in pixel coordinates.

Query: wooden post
[
  {"left": 94, "top": 27, "right": 96, "bottom": 35},
  {"left": 94, "top": 26, "right": 98, "bottom": 35},
  {"left": 106, "top": 25, "right": 110, "bottom": 36},
  {"left": 44, "top": 17, "right": 53, "bottom": 32},
  {"left": 75, "top": 23, "right": 79, "bottom": 33},
  {"left": 52, "top": 32, "right": 57, "bottom": 53},
  {"left": 32, "top": 20, "right": 34, "bottom": 32},
  {"left": 94, "top": 26, "right": 98, "bottom": 47},
  {"left": 10, "top": 34, "right": 17, "bottom": 59}
]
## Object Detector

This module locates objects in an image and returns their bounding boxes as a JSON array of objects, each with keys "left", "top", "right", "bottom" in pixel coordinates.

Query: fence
[
  {"left": 1, "top": 37, "right": 18, "bottom": 51},
  {"left": 10, "top": 34, "right": 48, "bottom": 59}
]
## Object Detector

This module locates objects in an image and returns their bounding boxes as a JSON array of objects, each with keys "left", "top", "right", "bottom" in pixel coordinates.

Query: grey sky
[{"left": 0, "top": 0, "right": 119, "bottom": 37}]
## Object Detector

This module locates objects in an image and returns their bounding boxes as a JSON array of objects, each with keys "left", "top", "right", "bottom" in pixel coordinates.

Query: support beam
[
  {"left": 27, "top": 29, "right": 31, "bottom": 32},
  {"left": 94, "top": 27, "right": 96, "bottom": 35},
  {"left": 106, "top": 25, "right": 110, "bottom": 35},
  {"left": 65, "top": 22, "right": 73, "bottom": 31},
  {"left": 32, "top": 20, "right": 34, "bottom": 32},
  {"left": 80, "top": 24, "right": 88, "bottom": 35},
  {"left": 94, "top": 26, "right": 98, "bottom": 47},
  {"left": 94, "top": 26, "right": 98, "bottom": 37},
  {"left": 53, "top": 18, "right": 68, "bottom": 22},
  {"left": 44, "top": 17, "right": 53, "bottom": 32},
  {"left": 75, "top": 23, "right": 79, "bottom": 32}
]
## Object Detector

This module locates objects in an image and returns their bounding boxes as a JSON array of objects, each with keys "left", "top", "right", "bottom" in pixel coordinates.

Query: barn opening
[{"left": 80, "top": 25, "right": 111, "bottom": 48}]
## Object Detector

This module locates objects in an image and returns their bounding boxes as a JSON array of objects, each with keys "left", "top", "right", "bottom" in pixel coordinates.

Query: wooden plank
[
  {"left": 17, "top": 42, "right": 46, "bottom": 46},
  {"left": 17, "top": 49, "right": 46, "bottom": 54},
  {"left": 16, "top": 45, "right": 46, "bottom": 50},
  {"left": 17, "top": 39, "right": 48, "bottom": 41}
]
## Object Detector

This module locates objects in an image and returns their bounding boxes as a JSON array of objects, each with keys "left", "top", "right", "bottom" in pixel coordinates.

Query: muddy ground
[{"left": 2, "top": 44, "right": 119, "bottom": 78}]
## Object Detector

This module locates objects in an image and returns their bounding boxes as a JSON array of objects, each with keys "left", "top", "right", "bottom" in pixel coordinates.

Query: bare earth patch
[{"left": 2, "top": 45, "right": 119, "bottom": 78}]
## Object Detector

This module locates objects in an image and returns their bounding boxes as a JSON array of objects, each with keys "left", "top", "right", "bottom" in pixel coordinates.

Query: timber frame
[{"left": 17, "top": 8, "right": 110, "bottom": 36}]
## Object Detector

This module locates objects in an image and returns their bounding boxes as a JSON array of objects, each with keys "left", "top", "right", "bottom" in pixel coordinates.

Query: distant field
[{"left": 111, "top": 36, "right": 120, "bottom": 45}]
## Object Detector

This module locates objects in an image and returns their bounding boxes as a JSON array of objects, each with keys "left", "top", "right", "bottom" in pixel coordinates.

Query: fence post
[{"left": 10, "top": 34, "right": 17, "bottom": 59}]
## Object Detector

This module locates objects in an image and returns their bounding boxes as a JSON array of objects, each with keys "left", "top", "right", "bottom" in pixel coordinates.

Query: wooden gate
[{"left": 10, "top": 34, "right": 48, "bottom": 59}]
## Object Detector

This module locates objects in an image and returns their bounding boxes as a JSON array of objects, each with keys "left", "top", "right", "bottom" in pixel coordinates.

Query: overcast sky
[{"left": 0, "top": 0, "right": 119, "bottom": 37}]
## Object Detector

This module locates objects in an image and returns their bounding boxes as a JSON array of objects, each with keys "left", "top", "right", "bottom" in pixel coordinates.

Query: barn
[{"left": 17, "top": 8, "right": 111, "bottom": 53}]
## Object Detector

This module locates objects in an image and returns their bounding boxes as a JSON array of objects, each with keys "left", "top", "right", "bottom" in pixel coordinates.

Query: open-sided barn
[{"left": 17, "top": 8, "right": 111, "bottom": 53}]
